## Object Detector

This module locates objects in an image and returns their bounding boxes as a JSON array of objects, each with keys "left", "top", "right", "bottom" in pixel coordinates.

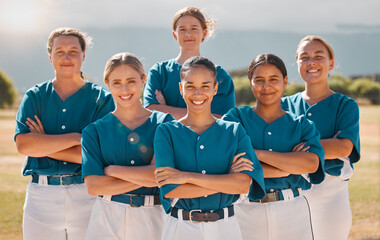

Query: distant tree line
[
  {"left": 0, "top": 69, "right": 17, "bottom": 108},
  {"left": 233, "top": 73, "right": 380, "bottom": 106}
]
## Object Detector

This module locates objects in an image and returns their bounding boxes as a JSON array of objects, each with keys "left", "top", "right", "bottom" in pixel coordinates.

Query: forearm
[
  {"left": 256, "top": 150, "right": 319, "bottom": 174},
  {"left": 48, "top": 145, "right": 82, "bottom": 164},
  {"left": 16, "top": 132, "right": 80, "bottom": 157},
  {"left": 187, "top": 172, "right": 251, "bottom": 194},
  {"left": 164, "top": 183, "right": 218, "bottom": 198},
  {"left": 321, "top": 138, "right": 353, "bottom": 159},
  {"left": 261, "top": 162, "right": 290, "bottom": 178},
  {"left": 84, "top": 175, "right": 141, "bottom": 196},
  {"left": 147, "top": 104, "right": 186, "bottom": 120},
  {"left": 106, "top": 165, "right": 157, "bottom": 188}
]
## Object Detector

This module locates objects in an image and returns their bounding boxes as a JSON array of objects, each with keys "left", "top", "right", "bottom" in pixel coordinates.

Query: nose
[
  {"left": 263, "top": 81, "right": 271, "bottom": 89},
  {"left": 121, "top": 83, "right": 129, "bottom": 92},
  {"left": 185, "top": 29, "right": 191, "bottom": 36},
  {"left": 63, "top": 53, "right": 71, "bottom": 60}
]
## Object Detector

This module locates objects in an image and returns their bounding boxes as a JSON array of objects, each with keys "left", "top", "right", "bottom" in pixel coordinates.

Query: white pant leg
[
  {"left": 162, "top": 214, "right": 242, "bottom": 240},
  {"left": 23, "top": 182, "right": 95, "bottom": 240},
  {"left": 235, "top": 197, "right": 313, "bottom": 240},
  {"left": 65, "top": 184, "right": 96, "bottom": 240},
  {"left": 305, "top": 174, "right": 352, "bottom": 240},
  {"left": 85, "top": 197, "right": 166, "bottom": 240}
]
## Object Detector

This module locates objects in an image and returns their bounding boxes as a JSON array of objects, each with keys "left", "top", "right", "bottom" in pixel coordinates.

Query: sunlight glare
[{"left": 0, "top": 1, "right": 41, "bottom": 33}]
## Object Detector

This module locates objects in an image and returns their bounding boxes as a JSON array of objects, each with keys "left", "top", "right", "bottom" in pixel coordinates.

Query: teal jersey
[
  {"left": 15, "top": 80, "right": 114, "bottom": 176},
  {"left": 282, "top": 92, "right": 360, "bottom": 177},
  {"left": 143, "top": 59, "right": 235, "bottom": 115},
  {"left": 82, "top": 111, "right": 174, "bottom": 196},
  {"left": 223, "top": 106, "right": 325, "bottom": 196},
  {"left": 154, "top": 119, "right": 265, "bottom": 214}
]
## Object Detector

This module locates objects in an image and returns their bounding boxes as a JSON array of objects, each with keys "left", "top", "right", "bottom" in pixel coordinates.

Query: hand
[
  {"left": 292, "top": 142, "right": 310, "bottom": 152},
  {"left": 104, "top": 165, "right": 116, "bottom": 177},
  {"left": 229, "top": 152, "right": 253, "bottom": 173},
  {"left": 154, "top": 167, "right": 188, "bottom": 187},
  {"left": 26, "top": 115, "right": 45, "bottom": 134},
  {"left": 333, "top": 130, "right": 341, "bottom": 138},
  {"left": 155, "top": 90, "right": 166, "bottom": 105}
]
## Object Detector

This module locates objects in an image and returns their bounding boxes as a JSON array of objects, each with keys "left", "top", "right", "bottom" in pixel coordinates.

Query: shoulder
[
  {"left": 151, "top": 111, "right": 175, "bottom": 123},
  {"left": 150, "top": 59, "right": 177, "bottom": 71},
  {"left": 216, "top": 119, "right": 244, "bottom": 134},
  {"left": 83, "top": 113, "right": 113, "bottom": 133},
  {"left": 332, "top": 93, "right": 358, "bottom": 108},
  {"left": 215, "top": 65, "right": 232, "bottom": 82},
  {"left": 24, "top": 80, "right": 53, "bottom": 96}
]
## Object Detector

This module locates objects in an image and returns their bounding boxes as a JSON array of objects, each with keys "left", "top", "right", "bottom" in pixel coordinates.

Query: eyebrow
[{"left": 254, "top": 75, "right": 280, "bottom": 79}]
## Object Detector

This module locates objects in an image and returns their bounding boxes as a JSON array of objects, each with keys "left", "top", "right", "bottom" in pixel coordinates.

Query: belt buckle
[
  {"left": 59, "top": 175, "right": 71, "bottom": 187},
  {"left": 189, "top": 210, "right": 202, "bottom": 224},
  {"left": 129, "top": 194, "right": 141, "bottom": 208}
]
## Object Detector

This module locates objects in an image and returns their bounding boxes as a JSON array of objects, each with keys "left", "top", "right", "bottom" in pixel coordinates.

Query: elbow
[
  {"left": 235, "top": 174, "right": 251, "bottom": 194},
  {"left": 307, "top": 155, "right": 320, "bottom": 173},
  {"left": 84, "top": 179, "right": 100, "bottom": 196}
]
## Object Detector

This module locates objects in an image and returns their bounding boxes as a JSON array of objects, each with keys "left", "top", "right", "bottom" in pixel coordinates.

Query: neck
[
  {"left": 181, "top": 110, "right": 216, "bottom": 134},
  {"left": 175, "top": 48, "right": 201, "bottom": 65},
  {"left": 113, "top": 103, "right": 148, "bottom": 121},
  {"left": 303, "top": 80, "right": 333, "bottom": 105},
  {"left": 254, "top": 102, "right": 284, "bottom": 124},
  {"left": 53, "top": 74, "right": 85, "bottom": 100}
]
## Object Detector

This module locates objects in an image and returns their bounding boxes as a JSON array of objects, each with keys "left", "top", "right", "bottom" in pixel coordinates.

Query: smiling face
[
  {"left": 297, "top": 40, "right": 334, "bottom": 85},
  {"left": 106, "top": 64, "right": 145, "bottom": 109},
  {"left": 49, "top": 35, "right": 85, "bottom": 78},
  {"left": 250, "top": 63, "right": 288, "bottom": 107},
  {"left": 172, "top": 15, "right": 207, "bottom": 51},
  {"left": 179, "top": 66, "right": 217, "bottom": 114}
]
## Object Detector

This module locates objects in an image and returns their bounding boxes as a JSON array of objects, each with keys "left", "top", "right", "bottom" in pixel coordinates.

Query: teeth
[
  {"left": 120, "top": 95, "right": 132, "bottom": 100},
  {"left": 308, "top": 70, "right": 318, "bottom": 73},
  {"left": 192, "top": 100, "right": 205, "bottom": 105}
]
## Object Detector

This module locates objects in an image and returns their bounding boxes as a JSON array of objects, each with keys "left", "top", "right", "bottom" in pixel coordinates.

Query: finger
[
  {"left": 300, "top": 146, "right": 311, "bottom": 152},
  {"left": 232, "top": 152, "right": 246, "bottom": 164},
  {"left": 34, "top": 115, "right": 45, "bottom": 132},
  {"left": 233, "top": 161, "right": 254, "bottom": 171},
  {"left": 25, "top": 120, "right": 37, "bottom": 131},
  {"left": 292, "top": 142, "right": 305, "bottom": 152},
  {"left": 26, "top": 118, "right": 39, "bottom": 128}
]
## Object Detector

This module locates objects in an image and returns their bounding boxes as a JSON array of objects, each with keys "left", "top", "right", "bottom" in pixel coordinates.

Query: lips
[
  {"left": 191, "top": 100, "right": 206, "bottom": 105},
  {"left": 120, "top": 95, "right": 132, "bottom": 101}
]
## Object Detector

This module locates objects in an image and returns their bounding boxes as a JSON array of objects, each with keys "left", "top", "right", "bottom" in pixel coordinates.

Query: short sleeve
[
  {"left": 154, "top": 125, "right": 180, "bottom": 213},
  {"left": 221, "top": 107, "right": 241, "bottom": 123},
  {"left": 235, "top": 124, "right": 266, "bottom": 201},
  {"left": 14, "top": 91, "right": 39, "bottom": 140},
  {"left": 211, "top": 67, "right": 236, "bottom": 115},
  {"left": 81, "top": 125, "right": 106, "bottom": 179},
  {"left": 143, "top": 63, "right": 162, "bottom": 107},
  {"left": 336, "top": 99, "right": 360, "bottom": 164},
  {"left": 93, "top": 91, "right": 114, "bottom": 121},
  {"left": 300, "top": 117, "right": 325, "bottom": 184}
]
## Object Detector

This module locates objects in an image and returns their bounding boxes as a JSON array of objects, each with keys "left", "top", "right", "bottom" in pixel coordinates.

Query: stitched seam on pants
[{"left": 304, "top": 196, "right": 315, "bottom": 240}]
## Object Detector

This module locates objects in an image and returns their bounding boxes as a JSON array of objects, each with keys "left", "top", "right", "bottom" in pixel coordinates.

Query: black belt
[
  {"left": 171, "top": 205, "right": 234, "bottom": 223},
  {"left": 101, "top": 194, "right": 161, "bottom": 207},
  {"left": 31, "top": 174, "right": 83, "bottom": 186}
]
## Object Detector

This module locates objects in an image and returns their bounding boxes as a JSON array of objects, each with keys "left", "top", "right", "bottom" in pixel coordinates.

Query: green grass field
[{"left": 0, "top": 106, "right": 379, "bottom": 239}]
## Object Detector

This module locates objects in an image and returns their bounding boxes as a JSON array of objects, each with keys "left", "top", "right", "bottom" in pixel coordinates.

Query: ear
[
  {"left": 49, "top": 54, "right": 52, "bottom": 63},
  {"left": 172, "top": 30, "right": 178, "bottom": 41},
  {"left": 283, "top": 76, "right": 288, "bottom": 88},
  {"left": 328, "top": 59, "right": 334, "bottom": 71},
  {"left": 213, "top": 81, "right": 218, "bottom": 95},
  {"left": 179, "top": 82, "right": 183, "bottom": 96},
  {"left": 141, "top": 74, "right": 147, "bottom": 86},
  {"left": 82, "top": 51, "right": 86, "bottom": 62},
  {"left": 202, "top": 28, "right": 208, "bottom": 42}
]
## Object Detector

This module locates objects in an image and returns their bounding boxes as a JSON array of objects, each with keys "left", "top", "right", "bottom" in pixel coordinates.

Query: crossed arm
[
  {"left": 15, "top": 115, "right": 82, "bottom": 163},
  {"left": 155, "top": 153, "right": 253, "bottom": 198}
]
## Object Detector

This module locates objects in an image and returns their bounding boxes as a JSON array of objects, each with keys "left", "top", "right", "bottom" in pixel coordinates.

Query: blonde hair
[
  {"left": 172, "top": 6, "right": 216, "bottom": 38},
  {"left": 296, "top": 36, "right": 335, "bottom": 65},
  {"left": 47, "top": 27, "right": 92, "bottom": 54},
  {"left": 104, "top": 52, "right": 145, "bottom": 83}
]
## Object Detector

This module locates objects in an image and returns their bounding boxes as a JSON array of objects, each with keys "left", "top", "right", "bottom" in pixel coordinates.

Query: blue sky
[{"left": 1, "top": 0, "right": 379, "bottom": 34}]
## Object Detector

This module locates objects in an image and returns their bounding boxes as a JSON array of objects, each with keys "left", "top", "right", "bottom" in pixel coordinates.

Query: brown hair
[
  {"left": 104, "top": 52, "right": 145, "bottom": 83},
  {"left": 248, "top": 53, "right": 287, "bottom": 80},
  {"left": 172, "top": 7, "right": 215, "bottom": 38},
  {"left": 296, "top": 36, "right": 335, "bottom": 64},
  {"left": 47, "top": 27, "right": 92, "bottom": 54}
]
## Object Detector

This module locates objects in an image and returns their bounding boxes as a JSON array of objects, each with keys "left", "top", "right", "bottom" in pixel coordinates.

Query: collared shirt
[
  {"left": 223, "top": 106, "right": 325, "bottom": 195},
  {"left": 282, "top": 92, "right": 360, "bottom": 177},
  {"left": 15, "top": 80, "right": 114, "bottom": 176},
  {"left": 82, "top": 111, "right": 174, "bottom": 196},
  {"left": 154, "top": 119, "right": 265, "bottom": 213},
  {"left": 143, "top": 59, "right": 235, "bottom": 115}
]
